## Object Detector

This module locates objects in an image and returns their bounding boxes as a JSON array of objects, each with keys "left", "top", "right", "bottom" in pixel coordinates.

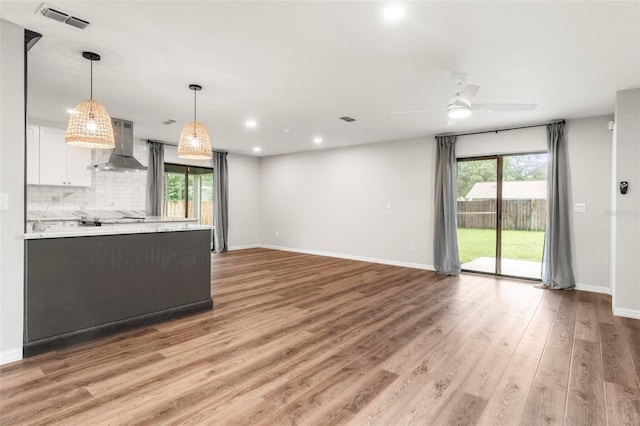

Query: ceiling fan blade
[
  {"left": 446, "top": 117, "right": 458, "bottom": 127},
  {"left": 460, "top": 83, "right": 480, "bottom": 103},
  {"left": 390, "top": 108, "right": 444, "bottom": 114},
  {"left": 474, "top": 103, "right": 537, "bottom": 112}
]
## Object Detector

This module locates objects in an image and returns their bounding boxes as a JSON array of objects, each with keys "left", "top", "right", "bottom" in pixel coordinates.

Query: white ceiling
[{"left": 1, "top": 1, "right": 639, "bottom": 156}]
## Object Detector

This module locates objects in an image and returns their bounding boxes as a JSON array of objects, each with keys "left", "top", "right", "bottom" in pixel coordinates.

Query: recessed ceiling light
[
  {"left": 66, "top": 108, "right": 78, "bottom": 114},
  {"left": 283, "top": 128, "right": 291, "bottom": 133},
  {"left": 383, "top": 4, "right": 406, "bottom": 22},
  {"left": 313, "top": 137, "right": 323, "bottom": 144},
  {"left": 253, "top": 147, "right": 262, "bottom": 153},
  {"left": 245, "top": 119, "right": 257, "bottom": 129}
]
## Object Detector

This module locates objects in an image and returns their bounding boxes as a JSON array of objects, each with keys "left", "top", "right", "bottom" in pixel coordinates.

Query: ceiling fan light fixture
[
  {"left": 65, "top": 52, "right": 115, "bottom": 149},
  {"left": 178, "top": 84, "right": 212, "bottom": 159},
  {"left": 448, "top": 104, "right": 472, "bottom": 119}
]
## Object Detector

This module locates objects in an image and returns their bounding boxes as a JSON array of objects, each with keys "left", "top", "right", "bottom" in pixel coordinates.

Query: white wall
[
  {"left": 259, "top": 117, "right": 613, "bottom": 290},
  {"left": 565, "top": 116, "right": 613, "bottom": 293},
  {"left": 456, "top": 126, "right": 546, "bottom": 157},
  {"left": 260, "top": 138, "right": 436, "bottom": 268},
  {"left": 228, "top": 153, "right": 260, "bottom": 249},
  {"left": 0, "top": 19, "right": 25, "bottom": 364},
  {"left": 612, "top": 88, "right": 640, "bottom": 318}
]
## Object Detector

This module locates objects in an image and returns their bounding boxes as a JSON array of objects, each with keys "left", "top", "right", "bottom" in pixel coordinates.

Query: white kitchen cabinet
[
  {"left": 37, "top": 126, "right": 92, "bottom": 187},
  {"left": 26, "top": 125, "right": 40, "bottom": 185}
]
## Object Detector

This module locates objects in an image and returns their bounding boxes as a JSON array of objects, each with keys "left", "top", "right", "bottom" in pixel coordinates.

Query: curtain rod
[
  {"left": 435, "top": 119, "right": 565, "bottom": 139},
  {"left": 147, "top": 139, "right": 228, "bottom": 154}
]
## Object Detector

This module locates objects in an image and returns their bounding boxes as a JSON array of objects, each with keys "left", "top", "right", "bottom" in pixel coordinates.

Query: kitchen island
[{"left": 24, "top": 220, "right": 213, "bottom": 356}]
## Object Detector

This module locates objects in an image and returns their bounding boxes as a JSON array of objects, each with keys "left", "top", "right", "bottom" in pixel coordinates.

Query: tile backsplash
[{"left": 28, "top": 139, "right": 148, "bottom": 214}]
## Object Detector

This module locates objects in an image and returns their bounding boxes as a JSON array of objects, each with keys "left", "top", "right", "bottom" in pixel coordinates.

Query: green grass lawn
[{"left": 457, "top": 228, "right": 545, "bottom": 264}]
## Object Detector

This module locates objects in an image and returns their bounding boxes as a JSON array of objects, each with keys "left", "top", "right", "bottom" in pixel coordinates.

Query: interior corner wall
[
  {"left": 0, "top": 19, "right": 26, "bottom": 364},
  {"left": 612, "top": 88, "right": 640, "bottom": 318},
  {"left": 565, "top": 116, "right": 613, "bottom": 293},
  {"left": 228, "top": 153, "right": 260, "bottom": 249},
  {"left": 259, "top": 138, "right": 436, "bottom": 268}
]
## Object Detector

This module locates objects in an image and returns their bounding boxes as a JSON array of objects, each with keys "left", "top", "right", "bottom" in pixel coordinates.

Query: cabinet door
[
  {"left": 38, "top": 127, "right": 68, "bottom": 186},
  {"left": 65, "top": 144, "right": 92, "bottom": 187},
  {"left": 26, "top": 125, "right": 40, "bottom": 185}
]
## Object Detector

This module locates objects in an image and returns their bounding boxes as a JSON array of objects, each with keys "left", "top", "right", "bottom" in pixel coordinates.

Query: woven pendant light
[
  {"left": 65, "top": 52, "right": 115, "bottom": 149},
  {"left": 178, "top": 84, "right": 212, "bottom": 159}
]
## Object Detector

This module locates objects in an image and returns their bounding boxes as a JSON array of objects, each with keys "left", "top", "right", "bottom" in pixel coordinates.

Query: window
[{"left": 163, "top": 164, "right": 213, "bottom": 226}]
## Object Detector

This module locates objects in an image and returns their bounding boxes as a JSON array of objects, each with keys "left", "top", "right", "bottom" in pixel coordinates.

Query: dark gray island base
[{"left": 24, "top": 228, "right": 212, "bottom": 356}]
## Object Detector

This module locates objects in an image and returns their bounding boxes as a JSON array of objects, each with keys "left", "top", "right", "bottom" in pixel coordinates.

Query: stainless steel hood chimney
[{"left": 89, "top": 118, "right": 147, "bottom": 172}]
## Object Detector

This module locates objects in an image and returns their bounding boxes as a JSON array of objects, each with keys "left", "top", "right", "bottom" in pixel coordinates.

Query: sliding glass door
[
  {"left": 456, "top": 158, "right": 498, "bottom": 274},
  {"left": 457, "top": 153, "right": 548, "bottom": 279},
  {"left": 164, "top": 164, "right": 214, "bottom": 226}
]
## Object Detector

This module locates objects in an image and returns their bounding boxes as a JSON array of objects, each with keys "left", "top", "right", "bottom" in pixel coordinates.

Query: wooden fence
[
  {"left": 165, "top": 201, "right": 214, "bottom": 226},
  {"left": 457, "top": 199, "right": 546, "bottom": 231}
]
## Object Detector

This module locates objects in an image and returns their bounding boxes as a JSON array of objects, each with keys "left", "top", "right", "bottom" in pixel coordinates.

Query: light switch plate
[
  {"left": 0, "top": 193, "right": 8, "bottom": 210},
  {"left": 574, "top": 203, "right": 586, "bottom": 213}
]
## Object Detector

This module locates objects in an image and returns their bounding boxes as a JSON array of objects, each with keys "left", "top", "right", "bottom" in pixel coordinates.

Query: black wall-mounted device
[{"left": 620, "top": 181, "right": 629, "bottom": 195}]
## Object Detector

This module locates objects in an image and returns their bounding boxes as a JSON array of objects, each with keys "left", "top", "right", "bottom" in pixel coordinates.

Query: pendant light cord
[
  {"left": 90, "top": 59, "right": 93, "bottom": 100},
  {"left": 193, "top": 89, "right": 197, "bottom": 121}
]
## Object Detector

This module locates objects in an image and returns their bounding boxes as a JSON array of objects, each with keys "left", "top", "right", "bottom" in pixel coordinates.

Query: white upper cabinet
[
  {"left": 64, "top": 141, "right": 93, "bottom": 187},
  {"left": 35, "top": 126, "right": 92, "bottom": 187}
]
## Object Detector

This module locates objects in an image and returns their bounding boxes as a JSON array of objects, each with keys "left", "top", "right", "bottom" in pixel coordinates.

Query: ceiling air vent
[
  {"left": 37, "top": 3, "right": 90, "bottom": 29},
  {"left": 65, "top": 16, "right": 90, "bottom": 29}
]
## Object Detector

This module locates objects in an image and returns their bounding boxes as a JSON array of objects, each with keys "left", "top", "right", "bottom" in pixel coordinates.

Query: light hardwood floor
[{"left": 1, "top": 248, "right": 639, "bottom": 425}]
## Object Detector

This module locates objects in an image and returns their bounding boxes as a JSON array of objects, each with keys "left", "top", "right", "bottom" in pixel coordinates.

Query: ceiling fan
[{"left": 391, "top": 73, "right": 537, "bottom": 126}]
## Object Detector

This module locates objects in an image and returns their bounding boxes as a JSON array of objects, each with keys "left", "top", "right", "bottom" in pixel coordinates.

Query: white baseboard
[
  {"left": 574, "top": 283, "right": 611, "bottom": 295},
  {"left": 228, "top": 244, "right": 261, "bottom": 251},
  {"left": 613, "top": 307, "right": 640, "bottom": 320},
  {"left": 0, "top": 348, "right": 22, "bottom": 365},
  {"left": 259, "top": 244, "right": 435, "bottom": 271}
]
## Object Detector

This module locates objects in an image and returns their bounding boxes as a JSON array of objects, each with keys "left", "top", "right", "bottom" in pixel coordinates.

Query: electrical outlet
[
  {"left": 275, "top": 231, "right": 280, "bottom": 238},
  {"left": 386, "top": 201, "right": 392, "bottom": 209},
  {"left": 410, "top": 243, "right": 416, "bottom": 251}
]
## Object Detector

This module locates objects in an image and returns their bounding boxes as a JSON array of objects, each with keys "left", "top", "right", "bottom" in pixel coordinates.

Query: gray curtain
[
  {"left": 541, "top": 122, "right": 575, "bottom": 289},
  {"left": 145, "top": 141, "right": 164, "bottom": 216},
  {"left": 213, "top": 151, "right": 229, "bottom": 253},
  {"left": 434, "top": 136, "right": 461, "bottom": 276}
]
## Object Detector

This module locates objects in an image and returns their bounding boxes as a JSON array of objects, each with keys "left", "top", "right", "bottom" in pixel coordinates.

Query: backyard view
[
  {"left": 457, "top": 229, "right": 545, "bottom": 264},
  {"left": 457, "top": 153, "right": 548, "bottom": 278},
  {"left": 164, "top": 166, "right": 214, "bottom": 225}
]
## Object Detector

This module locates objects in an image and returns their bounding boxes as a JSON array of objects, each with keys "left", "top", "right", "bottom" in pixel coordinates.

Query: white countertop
[{"left": 25, "top": 221, "right": 213, "bottom": 239}]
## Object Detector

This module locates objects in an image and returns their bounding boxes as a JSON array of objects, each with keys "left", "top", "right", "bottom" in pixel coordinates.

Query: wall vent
[{"left": 37, "top": 3, "right": 90, "bottom": 29}]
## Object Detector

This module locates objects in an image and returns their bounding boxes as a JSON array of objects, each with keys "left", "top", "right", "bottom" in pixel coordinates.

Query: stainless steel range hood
[{"left": 89, "top": 118, "right": 147, "bottom": 172}]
